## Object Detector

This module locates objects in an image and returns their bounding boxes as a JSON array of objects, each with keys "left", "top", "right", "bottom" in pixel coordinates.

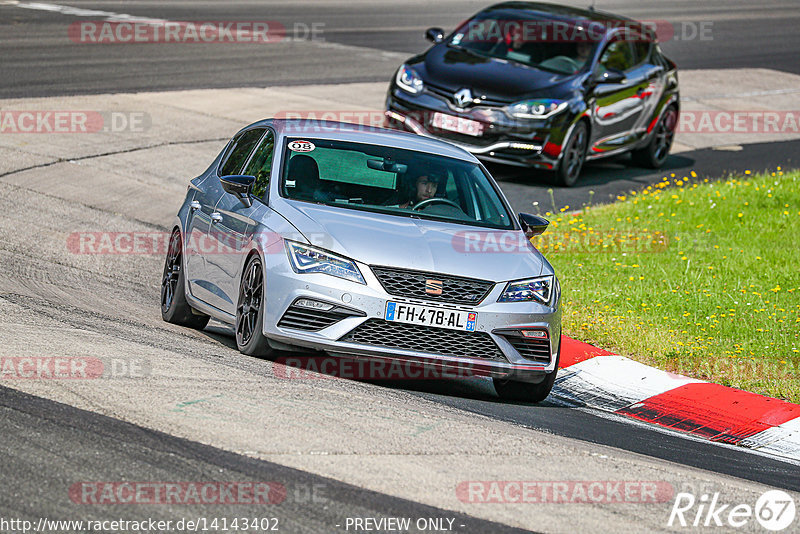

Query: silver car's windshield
[{"left": 280, "top": 138, "right": 514, "bottom": 230}]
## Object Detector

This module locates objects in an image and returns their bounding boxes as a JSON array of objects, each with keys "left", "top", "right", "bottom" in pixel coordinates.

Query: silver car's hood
[{"left": 277, "top": 200, "right": 546, "bottom": 282}]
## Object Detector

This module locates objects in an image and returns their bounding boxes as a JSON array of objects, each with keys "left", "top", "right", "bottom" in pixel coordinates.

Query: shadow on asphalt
[
  {"left": 487, "top": 152, "right": 696, "bottom": 190},
  {"left": 485, "top": 139, "right": 799, "bottom": 212},
  {"left": 201, "top": 322, "right": 239, "bottom": 351},
  {"left": 196, "top": 324, "right": 563, "bottom": 407}
]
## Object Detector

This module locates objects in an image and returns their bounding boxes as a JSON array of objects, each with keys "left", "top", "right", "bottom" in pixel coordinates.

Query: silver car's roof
[{"left": 246, "top": 118, "right": 479, "bottom": 163}]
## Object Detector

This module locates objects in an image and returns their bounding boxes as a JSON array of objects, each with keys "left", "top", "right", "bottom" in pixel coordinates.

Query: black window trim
[
  {"left": 240, "top": 127, "right": 276, "bottom": 206},
  {"left": 216, "top": 127, "right": 268, "bottom": 178}
]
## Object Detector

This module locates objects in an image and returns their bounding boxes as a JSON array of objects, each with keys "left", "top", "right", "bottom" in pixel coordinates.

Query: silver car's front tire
[
  {"left": 492, "top": 339, "right": 561, "bottom": 403},
  {"left": 235, "top": 254, "right": 273, "bottom": 357}
]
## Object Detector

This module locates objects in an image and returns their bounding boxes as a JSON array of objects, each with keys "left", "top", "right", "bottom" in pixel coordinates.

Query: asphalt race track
[
  {"left": 2, "top": 0, "right": 800, "bottom": 97},
  {"left": 0, "top": 386, "right": 531, "bottom": 534},
  {"left": 1, "top": 1, "right": 799, "bottom": 532}
]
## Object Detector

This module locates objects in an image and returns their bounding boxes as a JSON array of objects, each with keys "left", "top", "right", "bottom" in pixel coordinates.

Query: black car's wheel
[
  {"left": 493, "top": 339, "right": 561, "bottom": 403},
  {"left": 631, "top": 106, "right": 678, "bottom": 169},
  {"left": 161, "top": 229, "right": 210, "bottom": 329},
  {"left": 235, "top": 254, "right": 273, "bottom": 356},
  {"left": 555, "top": 122, "right": 588, "bottom": 187}
]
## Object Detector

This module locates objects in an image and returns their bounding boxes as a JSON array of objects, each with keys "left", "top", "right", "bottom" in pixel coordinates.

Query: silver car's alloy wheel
[
  {"left": 235, "top": 255, "right": 273, "bottom": 356},
  {"left": 236, "top": 258, "right": 262, "bottom": 346}
]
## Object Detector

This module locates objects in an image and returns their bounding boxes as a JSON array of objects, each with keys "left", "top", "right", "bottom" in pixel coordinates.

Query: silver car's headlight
[
  {"left": 498, "top": 275, "right": 554, "bottom": 304},
  {"left": 396, "top": 64, "right": 424, "bottom": 94},
  {"left": 506, "top": 99, "right": 568, "bottom": 119},
  {"left": 285, "top": 240, "right": 366, "bottom": 285}
]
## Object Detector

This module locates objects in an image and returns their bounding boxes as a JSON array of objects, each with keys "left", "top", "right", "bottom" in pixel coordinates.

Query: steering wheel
[{"left": 413, "top": 197, "right": 463, "bottom": 211}]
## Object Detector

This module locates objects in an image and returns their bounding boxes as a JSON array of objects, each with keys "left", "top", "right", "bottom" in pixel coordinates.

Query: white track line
[
  {"left": 555, "top": 355, "right": 703, "bottom": 412},
  {"left": 4, "top": 1, "right": 407, "bottom": 58},
  {"left": 572, "top": 404, "right": 800, "bottom": 468},
  {"left": 555, "top": 355, "right": 800, "bottom": 463}
]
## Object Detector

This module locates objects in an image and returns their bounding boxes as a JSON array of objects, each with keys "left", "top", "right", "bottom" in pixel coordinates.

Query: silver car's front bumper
[{"left": 263, "top": 255, "right": 561, "bottom": 382}]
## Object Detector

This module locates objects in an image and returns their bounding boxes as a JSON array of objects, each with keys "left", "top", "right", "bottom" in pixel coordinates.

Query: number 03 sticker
[{"left": 288, "top": 140, "right": 315, "bottom": 152}]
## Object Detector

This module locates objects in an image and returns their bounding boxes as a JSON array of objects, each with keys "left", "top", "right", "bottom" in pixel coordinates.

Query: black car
[{"left": 385, "top": 2, "right": 679, "bottom": 186}]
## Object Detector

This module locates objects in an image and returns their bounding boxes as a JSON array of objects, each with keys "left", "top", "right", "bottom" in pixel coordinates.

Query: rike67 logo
[{"left": 668, "top": 490, "right": 796, "bottom": 531}]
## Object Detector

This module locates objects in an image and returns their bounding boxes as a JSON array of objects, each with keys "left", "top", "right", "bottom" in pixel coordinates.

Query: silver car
[{"left": 161, "top": 119, "right": 561, "bottom": 402}]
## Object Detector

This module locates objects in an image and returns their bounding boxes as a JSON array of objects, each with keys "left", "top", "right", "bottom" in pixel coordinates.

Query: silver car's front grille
[
  {"left": 501, "top": 335, "right": 551, "bottom": 363},
  {"left": 370, "top": 266, "right": 494, "bottom": 305},
  {"left": 277, "top": 301, "right": 364, "bottom": 332},
  {"left": 340, "top": 319, "right": 504, "bottom": 360}
]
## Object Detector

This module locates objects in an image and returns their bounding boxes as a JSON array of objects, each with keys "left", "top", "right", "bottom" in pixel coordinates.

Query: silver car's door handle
[
  {"left": 210, "top": 212, "right": 223, "bottom": 224},
  {"left": 190, "top": 201, "right": 201, "bottom": 211}
]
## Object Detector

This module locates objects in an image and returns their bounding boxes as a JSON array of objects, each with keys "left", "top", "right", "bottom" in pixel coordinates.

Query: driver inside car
[{"left": 399, "top": 171, "right": 441, "bottom": 208}]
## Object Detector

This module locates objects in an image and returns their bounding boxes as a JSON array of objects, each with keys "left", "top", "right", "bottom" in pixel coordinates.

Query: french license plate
[
  {"left": 430, "top": 112, "right": 484, "bottom": 137},
  {"left": 385, "top": 301, "right": 477, "bottom": 332}
]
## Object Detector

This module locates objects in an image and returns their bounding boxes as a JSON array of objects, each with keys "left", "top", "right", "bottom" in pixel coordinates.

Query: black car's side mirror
[
  {"left": 220, "top": 174, "right": 256, "bottom": 208},
  {"left": 425, "top": 27, "right": 445, "bottom": 43},
  {"left": 594, "top": 68, "right": 627, "bottom": 84},
  {"left": 519, "top": 213, "right": 549, "bottom": 238}
]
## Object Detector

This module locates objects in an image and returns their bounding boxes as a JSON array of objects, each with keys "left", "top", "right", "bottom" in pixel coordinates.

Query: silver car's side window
[
  {"left": 218, "top": 128, "right": 265, "bottom": 177},
  {"left": 243, "top": 130, "right": 275, "bottom": 199}
]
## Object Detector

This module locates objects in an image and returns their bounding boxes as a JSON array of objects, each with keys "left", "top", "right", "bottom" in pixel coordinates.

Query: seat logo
[
  {"left": 425, "top": 279, "right": 443, "bottom": 295},
  {"left": 454, "top": 88, "right": 474, "bottom": 108}
]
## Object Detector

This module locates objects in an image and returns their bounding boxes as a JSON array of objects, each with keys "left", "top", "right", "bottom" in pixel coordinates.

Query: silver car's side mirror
[
  {"left": 219, "top": 174, "right": 256, "bottom": 208},
  {"left": 519, "top": 212, "right": 549, "bottom": 238}
]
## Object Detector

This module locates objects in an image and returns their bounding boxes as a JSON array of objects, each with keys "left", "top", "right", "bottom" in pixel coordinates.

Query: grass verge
[{"left": 540, "top": 168, "right": 800, "bottom": 402}]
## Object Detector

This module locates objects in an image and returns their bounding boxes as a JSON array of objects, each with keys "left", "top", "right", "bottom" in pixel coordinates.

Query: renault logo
[
  {"left": 425, "top": 279, "right": 443, "bottom": 295},
  {"left": 453, "top": 88, "right": 474, "bottom": 108}
]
